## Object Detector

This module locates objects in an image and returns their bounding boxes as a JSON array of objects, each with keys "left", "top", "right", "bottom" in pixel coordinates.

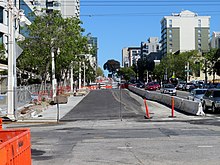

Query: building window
[
  {"left": 198, "top": 39, "right": 201, "bottom": 43},
  {"left": 169, "top": 29, "right": 172, "bottom": 33},
  {"left": 169, "top": 43, "right": 172, "bottom": 48},
  {"left": 198, "top": 33, "right": 201, "bottom": 37},
  {"left": 169, "top": 34, "right": 172, "bottom": 38},
  {"left": 198, "top": 44, "right": 201, "bottom": 49},
  {"left": 198, "top": 29, "right": 201, "bottom": 33},
  {"left": 198, "top": 19, "right": 201, "bottom": 27},
  {"left": 169, "top": 20, "right": 172, "bottom": 27},
  {"left": 0, "top": 7, "right": 3, "bottom": 23}
]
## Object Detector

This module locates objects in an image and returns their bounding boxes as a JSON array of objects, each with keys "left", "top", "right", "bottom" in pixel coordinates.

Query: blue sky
[{"left": 80, "top": 1, "right": 220, "bottom": 76}]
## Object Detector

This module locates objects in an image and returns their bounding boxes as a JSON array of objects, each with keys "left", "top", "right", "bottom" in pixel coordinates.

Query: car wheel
[
  {"left": 212, "top": 104, "right": 216, "bottom": 113},
  {"left": 203, "top": 102, "right": 207, "bottom": 111}
]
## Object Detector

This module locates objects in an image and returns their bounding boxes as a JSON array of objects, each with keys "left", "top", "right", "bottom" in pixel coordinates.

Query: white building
[
  {"left": 37, "top": 0, "right": 80, "bottom": 18},
  {"left": 211, "top": 31, "right": 220, "bottom": 49},
  {"left": 122, "top": 47, "right": 141, "bottom": 67},
  {"left": 161, "top": 10, "right": 210, "bottom": 56}
]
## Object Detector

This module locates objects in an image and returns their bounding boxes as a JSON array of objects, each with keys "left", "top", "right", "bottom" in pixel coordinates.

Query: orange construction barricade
[{"left": 0, "top": 119, "right": 32, "bottom": 165}]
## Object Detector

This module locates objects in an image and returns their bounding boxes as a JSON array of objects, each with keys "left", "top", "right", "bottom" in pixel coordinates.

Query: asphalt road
[
  {"left": 61, "top": 89, "right": 145, "bottom": 121},
  {"left": 5, "top": 89, "right": 220, "bottom": 165}
]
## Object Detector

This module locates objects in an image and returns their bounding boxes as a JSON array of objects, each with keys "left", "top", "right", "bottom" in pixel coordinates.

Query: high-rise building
[
  {"left": 87, "top": 36, "right": 98, "bottom": 70},
  {"left": 122, "top": 47, "right": 141, "bottom": 67},
  {"left": 140, "top": 37, "right": 161, "bottom": 60},
  {"left": 211, "top": 32, "right": 220, "bottom": 49},
  {"left": 122, "top": 48, "right": 129, "bottom": 67},
  {"left": 160, "top": 10, "right": 210, "bottom": 56}
]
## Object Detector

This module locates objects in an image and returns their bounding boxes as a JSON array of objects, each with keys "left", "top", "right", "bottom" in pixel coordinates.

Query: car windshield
[
  {"left": 164, "top": 84, "right": 174, "bottom": 88},
  {"left": 195, "top": 90, "right": 206, "bottom": 95},
  {"left": 148, "top": 83, "right": 154, "bottom": 86},
  {"left": 213, "top": 91, "right": 220, "bottom": 97}
]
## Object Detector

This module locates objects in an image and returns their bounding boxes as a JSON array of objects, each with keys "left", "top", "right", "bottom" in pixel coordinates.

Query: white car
[
  {"left": 187, "top": 89, "right": 207, "bottom": 102},
  {"left": 160, "top": 84, "right": 177, "bottom": 96}
]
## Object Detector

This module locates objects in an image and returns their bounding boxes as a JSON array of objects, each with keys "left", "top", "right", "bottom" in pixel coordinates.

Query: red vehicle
[
  {"left": 153, "top": 82, "right": 161, "bottom": 90},
  {"left": 145, "top": 82, "right": 157, "bottom": 91}
]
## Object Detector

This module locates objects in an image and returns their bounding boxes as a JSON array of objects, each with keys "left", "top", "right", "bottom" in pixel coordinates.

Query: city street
[{"left": 5, "top": 89, "right": 220, "bottom": 165}]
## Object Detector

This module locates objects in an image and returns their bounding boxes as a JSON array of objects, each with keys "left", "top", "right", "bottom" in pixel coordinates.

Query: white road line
[
  {"left": 198, "top": 146, "right": 213, "bottom": 148},
  {"left": 117, "top": 147, "right": 133, "bottom": 149}
]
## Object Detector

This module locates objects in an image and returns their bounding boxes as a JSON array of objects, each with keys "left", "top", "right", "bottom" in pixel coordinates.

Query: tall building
[
  {"left": 122, "top": 48, "right": 129, "bottom": 67},
  {"left": 160, "top": 10, "right": 210, "bottom": 56},
  {"left": 140, "top": 37, "right": 161, "bottom": 60},
  {"left": 122, "top": 47, "right": 141, "bottom": 67},
  {"left": 211, "top": 32, "right": 220, "bottom": 49},
  {"left": 37, "top": 0, "right": 80, "bottom": 18},
  {"left": 87, "top": 36, "right": 98, "bottom": 70}
]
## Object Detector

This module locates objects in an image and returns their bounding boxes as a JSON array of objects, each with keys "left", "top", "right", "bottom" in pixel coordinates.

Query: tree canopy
[
  {"left": 103, "top": 59, "right": 120, "bottom": 74},
  {"left": 18, "top": 10, "right": 93, "bottom": 85}
]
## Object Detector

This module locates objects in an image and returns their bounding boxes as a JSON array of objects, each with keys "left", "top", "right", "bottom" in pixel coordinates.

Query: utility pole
[
  {"left": 51, "top": 48, "right": 57, "bottom": 99},
  {"left": 7, "top": 0, "right": 16, "bottom": 120},
  {"left": 83, "top": 61, "right": 86, "bottom": 87},
  {"left": 78, "top": 61, "right": 81, "bottom": 90}
]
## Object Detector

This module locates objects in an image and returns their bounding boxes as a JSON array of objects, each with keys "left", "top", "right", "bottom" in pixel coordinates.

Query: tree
[
  {"left": 152, "top": 50, "right": 199, "bottom": 82},
  {"left": 214, "top": 60, "right": 220, "bottom": 76},
  {"left": 119, "top": 67, "right": 136, "bottom": 81},
  {"left": 203, "top": 48, "right": 220, "bottom": 82},
  {"left": 103, "top": 59, "right": 120, "bottom": 74},
  {"left": 18, "top": 10, "right": 89, "bottom": 87},
  {"left": 96, "top": 67, "right": 104, "bottom": 77}
]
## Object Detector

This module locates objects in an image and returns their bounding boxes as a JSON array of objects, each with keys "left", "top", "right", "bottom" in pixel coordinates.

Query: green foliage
[
  {"left": 203, "top": 48, "right": 220, "bottom": 81},
  {"left": 96, "top": 67, "right": 104, "bottom": 77},
  {"left": 119, "top": 67, "right": 136, "bottom": 81},
  {"left": 103, "top": 59, "right": 120, "bottom": 73},
  {"left": 152, "top": 50, "right": 200, "bottom": 81},
  {"left": 137, "top": 58, "right": 155, "bottom": 81},
  {"left": 18, "top": 10, "right": 92, "bottom": 84}
]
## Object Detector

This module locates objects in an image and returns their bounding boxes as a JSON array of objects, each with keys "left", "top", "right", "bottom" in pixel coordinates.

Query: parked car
[
  {"left": 153, "top": 82, "right": 161, "bottom": 90},
  {"left": 187, "top": 89, "right": 207, "bottom": 102},
  {"left": 176, "top": 81, "right": 186, "bottom": 90},
  {"left": 182, "top": 82, "right": 194, "bottom": 91},
  {"left": 145, "top": 82, "right": 157, "bottom": 91},
  {"left": 202, "top": 88, "right": 220, "bottom": 113},
  {"left": 160, "top": 84, "right": 177, "bottom": 95}
]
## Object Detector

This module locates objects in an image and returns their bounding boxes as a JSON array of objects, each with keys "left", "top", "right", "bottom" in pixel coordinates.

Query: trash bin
[{"left": 0, "top": 119, "right": 32, "bottom": 165}]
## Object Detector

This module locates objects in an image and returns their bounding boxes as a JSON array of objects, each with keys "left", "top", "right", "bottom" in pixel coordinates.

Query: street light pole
[
  {"left": 51, "top": 48, "right": 57, "bottom": 99},
  {"left": 7, "top": 0, "right": 16, "bottom": 120},
  {"left": 78, "top": 61, "right": 81, "bottom": 90},
  {"left": 83, "top": 61, "right": 86, "bottom": 87}
]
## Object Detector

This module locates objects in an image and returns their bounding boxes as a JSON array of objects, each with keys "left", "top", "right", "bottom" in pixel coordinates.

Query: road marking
[
  {"left": 198, "top": 146, "right": 213, "bottom": 148},
  {"left": 117, "top": 147, "right": 133, "bottom": 149}
]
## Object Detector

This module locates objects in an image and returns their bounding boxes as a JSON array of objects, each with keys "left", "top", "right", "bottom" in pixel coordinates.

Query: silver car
[
  {"left": 202, "top": 89, "right": 220, "bottom": 113},
  {"left": 160, "top": 84, "right": 177, "bottom": 96},
  {"left": 187, "top": 89, "right": 207, "bottom": 102}
]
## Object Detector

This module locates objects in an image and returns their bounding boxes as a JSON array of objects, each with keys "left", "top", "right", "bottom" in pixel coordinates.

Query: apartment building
[
  {"left": 140, "top": 37, "right": 161, "bottom": 61},
  {"left": 160, "top": 10, "right": 210, "bottom": 56},
  {"left": 122, "top": 47, "right": 141, "bottom": 67},
  {"left": 211, "top": 31, "right": 220, "bottom": 49},
  {"left": 36, "top": 0, "right": 80, "bottom": 18}
]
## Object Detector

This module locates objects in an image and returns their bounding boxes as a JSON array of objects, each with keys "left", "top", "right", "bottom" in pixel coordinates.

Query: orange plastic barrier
[{"left": 0, "top": 123, "right": 32, "bottom": 165}]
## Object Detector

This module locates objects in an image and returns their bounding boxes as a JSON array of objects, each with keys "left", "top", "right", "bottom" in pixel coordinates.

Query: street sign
[{"left": 15, "top": 42, "right": 23, "bottom": 59}]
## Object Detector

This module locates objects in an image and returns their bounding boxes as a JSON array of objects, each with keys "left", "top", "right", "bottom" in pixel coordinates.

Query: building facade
[
  {"left": 140, "top": 37, "right": 161, "bottom": 60},
  {"left": 160, "top": 10, "right": 210, "bottom": 56},
  {"left": 122, "top": 47, "right": 141, "bottom": 67},
  {"left": 211, "top": 31, "right": 220, "bottom": 49}
]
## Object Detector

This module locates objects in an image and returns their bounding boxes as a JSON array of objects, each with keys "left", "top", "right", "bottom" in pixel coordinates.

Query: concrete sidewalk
[{"left": 18, "top": 95, "right": 85, "bottom": 122}]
